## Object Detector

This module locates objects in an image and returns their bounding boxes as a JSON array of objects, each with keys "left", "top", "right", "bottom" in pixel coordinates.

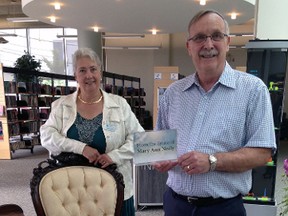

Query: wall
[
  {"left": 227, "top": 48, "right": 247, "bottom": 70},
  {"left": 105, "top": 33, "right": 248, "bottom": 117},
  {"left": 105, "top": 34, "right": 170, "bottom": 114}
]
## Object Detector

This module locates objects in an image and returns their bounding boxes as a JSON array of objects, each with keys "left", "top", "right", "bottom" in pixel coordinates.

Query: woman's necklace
[{"left": 78, "top": 95, "right": 103, "bottom": 104}]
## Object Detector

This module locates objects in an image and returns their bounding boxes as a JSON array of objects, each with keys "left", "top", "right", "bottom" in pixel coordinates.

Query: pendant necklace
[{"left": 78, "top": 95, "right": 103, "bottom": 104}]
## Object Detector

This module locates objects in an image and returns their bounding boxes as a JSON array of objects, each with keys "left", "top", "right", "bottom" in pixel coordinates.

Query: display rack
[{"left": 243, "top": 40, "right": 288, "bottom": 216}]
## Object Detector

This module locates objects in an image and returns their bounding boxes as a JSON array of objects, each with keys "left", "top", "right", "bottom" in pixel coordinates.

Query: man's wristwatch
[{"left": 209, "top": 154, "right": 217, "bottom": 172}]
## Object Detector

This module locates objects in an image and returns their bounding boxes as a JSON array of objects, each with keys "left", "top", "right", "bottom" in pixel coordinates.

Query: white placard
[
  {"left": 133, "top": 129, "right": 177, "bottom": 166},
  {"left": 154, "top": 72, "right": 162, "bottom": 80},
  {"left": 170, "top": 73, "right": 178, "bottom": 80}
]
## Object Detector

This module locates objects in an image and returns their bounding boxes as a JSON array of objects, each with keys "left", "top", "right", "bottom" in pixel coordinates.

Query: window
[
  {"left": 0, "top": 29, "right": 27, "bottom": 67},
  {"left": 0, "top": 27, "right": 78, "bottom": 76},
  {"left": 64, "top": 28, "right": 78, "bottom": 76},
  {"left": 29, "top": 28, "right": 65, "bottom": 74}
]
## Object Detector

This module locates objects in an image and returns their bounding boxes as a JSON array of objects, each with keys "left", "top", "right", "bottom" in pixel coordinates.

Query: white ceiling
[
  {"left": 22, "top": 0, "right": 255, "bottom": 35},
  {"left": 0, "top": 0, "right": 52, "bottom": 28}
]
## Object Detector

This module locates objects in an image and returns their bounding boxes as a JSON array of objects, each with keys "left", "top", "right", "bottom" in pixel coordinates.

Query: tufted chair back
[{"left": 30, "top": 153, "right": 124, "bottom": 216}]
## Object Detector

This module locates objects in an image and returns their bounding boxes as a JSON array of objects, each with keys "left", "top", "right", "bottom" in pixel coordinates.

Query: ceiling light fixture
[
  {"left": 102, "top": 46, "right": 124, "bottom": 50},
  {"left": 127, "top": 46, "right": 161, "bottom": 50},
  {"left": 229, "top": 33, "right": 254, "bottom": 37},
  {"left": 102, "top": 46, "right": 161, "bottom": 50},
  {"left": 231, "top": 12, "right": 237, "bottom": 20},
  {"left": 50, "top": 16, "right": 56, "bottom": 23},
  {"left": 6, "top": 17, "right": 39, "bottom": 23},
  {"left": 56, "top": 34, "right": 77, "bottom": 38},
  {"left": 151, "top": 29, "right": 157, "bottom": 35},
  {"left": 229, "top": 45, "right": 245, "bottom": 49},
  {"left": 93, "top": 26, "right": 99, "bottom": 32},
  {"left": 54, "top": 3, "right": 61, "bottom": 10},
  {"left": 0, "top": 33, "right": 17, "bottom": 37},
  {"left": 102, "top": 34, "right": 145, "bottom": 39},
  {"left": 200, "top": 0, "right": 206, "bottom": 5}
]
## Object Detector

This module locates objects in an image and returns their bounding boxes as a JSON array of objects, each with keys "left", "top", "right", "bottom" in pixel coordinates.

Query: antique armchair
[{"left": 30, "top": 153, "right": 124, "bottom": 216}]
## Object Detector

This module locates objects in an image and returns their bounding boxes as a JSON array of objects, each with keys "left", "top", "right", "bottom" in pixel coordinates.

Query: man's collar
[{"left": 182, "top": 62, "right": 236, "bottom": 91}]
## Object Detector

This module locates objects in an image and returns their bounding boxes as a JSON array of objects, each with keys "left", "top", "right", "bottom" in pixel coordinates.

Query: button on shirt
[{"left": 156, "top": 63, "right": 276, "bottom": 198}]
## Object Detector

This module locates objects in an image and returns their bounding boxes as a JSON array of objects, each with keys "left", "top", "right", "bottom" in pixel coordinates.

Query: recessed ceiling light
[
  {"left": 93, "top": 26, "right": 99, "bottom": 32},
  {"left": 151, "top": 29, "right": 157, "bottom": 35},
  {"left": 200, "top": 0, "right": 206, "bottom": 6},
  {"left": 54, "top": 3, "right": 61, "bottom": 10},
  {"left": 49, "top": 16, "right": 56, "bottom": 23},
  {"left": 231, "top": 12, "right": 237, "bottom": 20}
]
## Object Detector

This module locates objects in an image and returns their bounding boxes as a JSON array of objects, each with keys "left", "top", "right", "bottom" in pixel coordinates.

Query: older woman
[{"left": 40, "top": 47, "right": 144, "bottom": 215}]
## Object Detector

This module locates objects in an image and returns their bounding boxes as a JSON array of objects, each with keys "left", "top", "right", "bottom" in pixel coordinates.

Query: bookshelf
[
  {"left": 102, "top": 71, "right": 148, "bottom": 128},
  {"left": 0, "top": 66, "right": 76, "bottom": 159},
  {"left": 0, "top": 67, "right": 148, "bottom": 159}
]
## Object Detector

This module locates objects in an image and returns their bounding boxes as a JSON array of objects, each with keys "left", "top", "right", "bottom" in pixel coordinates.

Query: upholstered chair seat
[{"left": 30, "top": 153, "right": 124, "bottom": 216}]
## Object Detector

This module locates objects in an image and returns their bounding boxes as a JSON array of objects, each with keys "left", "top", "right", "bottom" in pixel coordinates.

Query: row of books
[
  {"left": 39, "top": 108, "right": 50, "bottom": 119},
  {"left": 10, "top": 136, "right": 40, "bottom": 151},
  {"left": 8, "top": 121, "right": 39, "bottom": 136},
  {"left": 6, "top": 95, "right": 51, "bottom": 108},
  {"left": 5, "top": 95, "right": 38, "bottom": 107},
  {"left": 104, "top": 84, "right": 146, "bottom": 96},
  {"left": 4, "top": 81, "right": 77, "bottom": 95},
  {"left": 38, "top": 96, "right": 54, "bottom": 107},
  {"left": 54, "top": 86, "right": 77, "bottom": 95},
  {"left": 5, "top": 82, "right": 38, "bottom": 93},
  {"left": 5, "top": 96, "right": 17, "bottom": 107},
  {"left": 132, "top": 107, "right": 146, "bottom": 116},
  {"left": 10, "top": 140, "right": 26, "bottom": 151},
  {"left": 6, "top": 95, "right": 58, "bottom": 108},
  {"left": 126, "top": 97, "right": 146, "bottom": 106},
  {"left": 19, "top": 95, "right": 38, "bottom": 107},
  {"left": 7, "top": 109, "right": 38, "bottom": 121},
  {"left": 7, "top": 109, "right": 50, "bottom": 122}
]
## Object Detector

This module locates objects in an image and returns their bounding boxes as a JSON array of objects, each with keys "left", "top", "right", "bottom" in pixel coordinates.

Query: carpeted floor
[
  {"left": 0, "top": 145, "right": 164, "bottom": 216},
  {"left": 0, "top": 142, "right": 287, "bottom": 216},
  {"left": 0, "top": 146, "right": 50, "bottom": 216}
]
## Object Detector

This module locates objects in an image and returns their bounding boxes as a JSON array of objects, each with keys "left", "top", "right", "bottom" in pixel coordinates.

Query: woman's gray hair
[
  {"left": 72, "top": 47, "right": 102, "bottom": 73},
  {"left": 187, "top": 9, "right": 230, "bottom": 35}
]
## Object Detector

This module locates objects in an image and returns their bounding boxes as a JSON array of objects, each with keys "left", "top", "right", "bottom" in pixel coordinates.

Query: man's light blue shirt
[{"left": 156, "top": 63, "right": 276, "bottom": 198}]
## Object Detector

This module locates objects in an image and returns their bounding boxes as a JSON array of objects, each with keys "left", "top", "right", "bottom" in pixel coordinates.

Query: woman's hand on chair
[
  {"left": 96, "top": 154, "right": 113, "bottom": 168},
  {"left": 82, "top": 145, "right": 100, "bottom": 164}
]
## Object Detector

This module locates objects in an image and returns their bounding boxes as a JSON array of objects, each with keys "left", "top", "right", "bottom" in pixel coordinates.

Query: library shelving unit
[
  {"left": 0, "top": 67, "right": 148, "bottom": 159},
  {"left": 243, "top": 40, "right": 288, "bottom": 216},
  {"left": 0, "top": 65, "right": 76, "bottom": 159},
  {"left": 102, "top": 71, "right": 148, "bottom": 128}
]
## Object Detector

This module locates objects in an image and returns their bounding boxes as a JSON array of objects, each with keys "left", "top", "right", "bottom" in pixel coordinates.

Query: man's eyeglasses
[{"left": 187, "top": 32, "right": 228, "bottom": 43}]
